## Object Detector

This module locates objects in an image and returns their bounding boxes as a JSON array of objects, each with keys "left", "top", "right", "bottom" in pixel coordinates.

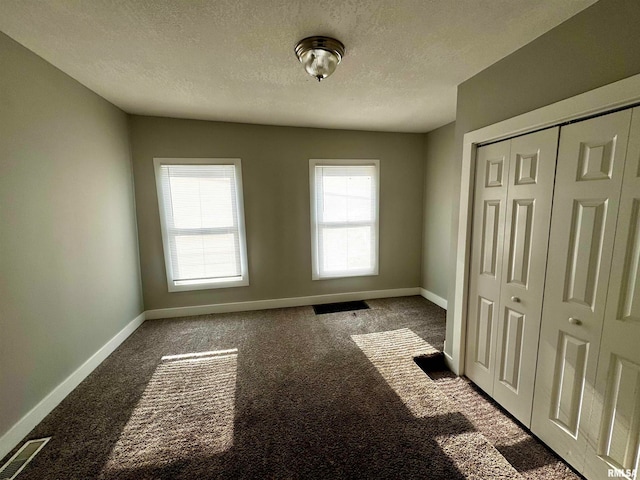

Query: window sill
[
  {"left": 312, "top": 270, "right": 379, "bottom": 281},
  {"left": 167, "top": 277, "right": 249, "bottom": 292}
]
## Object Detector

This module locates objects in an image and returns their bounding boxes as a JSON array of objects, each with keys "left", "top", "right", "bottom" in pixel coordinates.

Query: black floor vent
[
  {"left": 313, "top": 300, "right": 370, "bottom": 315},
  {"left": 413, "top": 352, "right": 446, "bottom": 373}
]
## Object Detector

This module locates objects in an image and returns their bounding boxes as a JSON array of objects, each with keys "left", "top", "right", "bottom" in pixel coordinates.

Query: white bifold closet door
[
  {"left": 466, "top": 139, "right": 510, "bottom": 395},
  {"left": 584, "top": 107, "right": 640, "bottom": 480},
  {"left": 465, "top": 127, "right": 559, "bottom": 427},
  {"left": 531, "top": 109, "right": 634, "bottom": 474}
]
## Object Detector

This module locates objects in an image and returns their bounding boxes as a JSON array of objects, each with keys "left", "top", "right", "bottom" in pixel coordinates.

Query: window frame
[
  {"left": 153, "top": 157, "right": 249, "bottom": 292},
  {"left": 309, "top": 159, "right": 380, "bottom": 280}
]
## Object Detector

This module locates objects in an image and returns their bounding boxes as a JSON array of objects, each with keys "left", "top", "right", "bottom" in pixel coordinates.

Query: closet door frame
[{"left": 449, "top": 72, "right": 640, "bottom": 376}]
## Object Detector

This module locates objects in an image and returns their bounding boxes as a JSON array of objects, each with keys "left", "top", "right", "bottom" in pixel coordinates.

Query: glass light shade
[
  {"left": 294, "top": 36, "right": 345, "bottom": 82},
  {"left": 300, "top": 49, "right": 339, "bottom": 81}
]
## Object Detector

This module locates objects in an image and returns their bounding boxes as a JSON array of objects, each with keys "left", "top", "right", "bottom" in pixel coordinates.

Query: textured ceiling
[{"left": 0, "top": 0, "right": 596, "bottom": 133}]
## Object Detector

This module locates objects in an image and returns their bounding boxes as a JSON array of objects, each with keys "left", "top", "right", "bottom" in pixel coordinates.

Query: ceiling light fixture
[{"left": 294, "top": 36, "right": 345, "bottom": 82}]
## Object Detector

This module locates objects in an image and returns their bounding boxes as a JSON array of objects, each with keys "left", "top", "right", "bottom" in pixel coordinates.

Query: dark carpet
[{"left": 2, "top": 296, "right": 579, "bottom": 479}]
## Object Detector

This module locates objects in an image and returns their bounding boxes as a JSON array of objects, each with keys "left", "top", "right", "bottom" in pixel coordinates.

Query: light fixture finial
[{"left": 294, "top": 36, "right": 345, "bottom": 82}]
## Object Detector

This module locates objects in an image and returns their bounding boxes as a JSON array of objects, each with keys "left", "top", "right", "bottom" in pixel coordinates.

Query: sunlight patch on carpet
[
  {"left": 351, "top": 328, "right": 455, "bottom": 418},
  {"left": 99, "top": 349, "right": 237, "bottom": 476},
  {"left": 436, "top": 431, "right": 522, "bottom": 479},
  {"left": 352, "top": 329, "right": 522, "bottom": 478}
]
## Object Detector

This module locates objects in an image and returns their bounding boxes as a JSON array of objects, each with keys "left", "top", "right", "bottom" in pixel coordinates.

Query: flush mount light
[{"left": 294, "top": 36, "right": 345, "bottom": 82}]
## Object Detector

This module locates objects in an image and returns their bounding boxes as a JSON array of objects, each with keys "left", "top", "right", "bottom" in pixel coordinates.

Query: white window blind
[
  {"left": 310, "top": 160, "right": 379, "bottom": 279},
  {"left": 154, "top": 158, "right": 249, "bottom": 292}
]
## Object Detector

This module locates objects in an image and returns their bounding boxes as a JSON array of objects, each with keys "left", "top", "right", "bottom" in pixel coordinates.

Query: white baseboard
[
  {"left": 420, "top": 288, "right": 448, "bottom": 310},
  {"left": 0, "top": 312, "right": 145, "bottom": 461},
  {"left": 145, "top": 287, "right": 421, "bottom": 320}
]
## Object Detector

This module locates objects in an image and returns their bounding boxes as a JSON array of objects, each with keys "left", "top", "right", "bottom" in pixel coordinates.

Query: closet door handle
[
  {"left": 568, "top": 317, "right": 582, "bottom": 326},
  {"left": 511, "top": 296, "right": 520, "bottom": 303}
]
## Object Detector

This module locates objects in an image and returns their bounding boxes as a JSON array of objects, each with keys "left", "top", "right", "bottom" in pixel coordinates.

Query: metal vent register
[{"left": 0, "top": 438, "right": 50, "bottom": 480}]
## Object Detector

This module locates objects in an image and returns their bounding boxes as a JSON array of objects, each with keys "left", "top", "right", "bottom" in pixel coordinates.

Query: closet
[
  {"left": 465, "top": 107, "right": 640, "bottom": 479},
  {"left": 465, "top": 127, "right": 559, "bottom": 427}
]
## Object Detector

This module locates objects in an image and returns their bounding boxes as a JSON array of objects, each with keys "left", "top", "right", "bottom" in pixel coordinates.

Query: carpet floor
[{"left": 3, "top": 296, "right": 580, "bottom": 479}]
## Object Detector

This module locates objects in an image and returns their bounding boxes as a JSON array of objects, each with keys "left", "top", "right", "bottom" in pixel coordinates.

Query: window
[
  {"left": 154, "top": 158, "right": 249, "bottom": 291},
  {"left": 310, "top": 159, "right": 380, "bottom": 279}
]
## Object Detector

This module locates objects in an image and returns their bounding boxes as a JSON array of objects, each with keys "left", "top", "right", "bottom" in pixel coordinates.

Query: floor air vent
[
  {"left": 0, "top": 438, "right": 50, "bottom": 480},
  {"left": 413, "top": 351, "right": 446, "bottom": 373},
  {"left": 313, "top": 300, "right": 370, "bottom": 315}
]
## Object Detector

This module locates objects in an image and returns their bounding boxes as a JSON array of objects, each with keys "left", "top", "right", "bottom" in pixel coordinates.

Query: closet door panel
[
  {"left": 585, "top": 107, "right": 640, "bottom": 480},
  {"left": 465, "top": 140, "right": 510, "bottom": 394},
  {"left": 531, "top": 110, "right": 632, "bottom": 472},
  {"left": 492, "top": 127, "right": 560, "bottom": 427}
]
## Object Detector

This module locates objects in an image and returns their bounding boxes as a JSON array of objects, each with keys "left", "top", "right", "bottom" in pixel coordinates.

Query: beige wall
[
  {"left": 445, "top": 0, "right": 640, "bottom": 354},
  {"left": 421, "top": 123, "right": 454, "bottom": 300},
  {"left": 130, "top": 116, "right": 424, "bottom": 310},
  {"left": 0, "top": 33, "right": 143, "bottom": 439}
]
